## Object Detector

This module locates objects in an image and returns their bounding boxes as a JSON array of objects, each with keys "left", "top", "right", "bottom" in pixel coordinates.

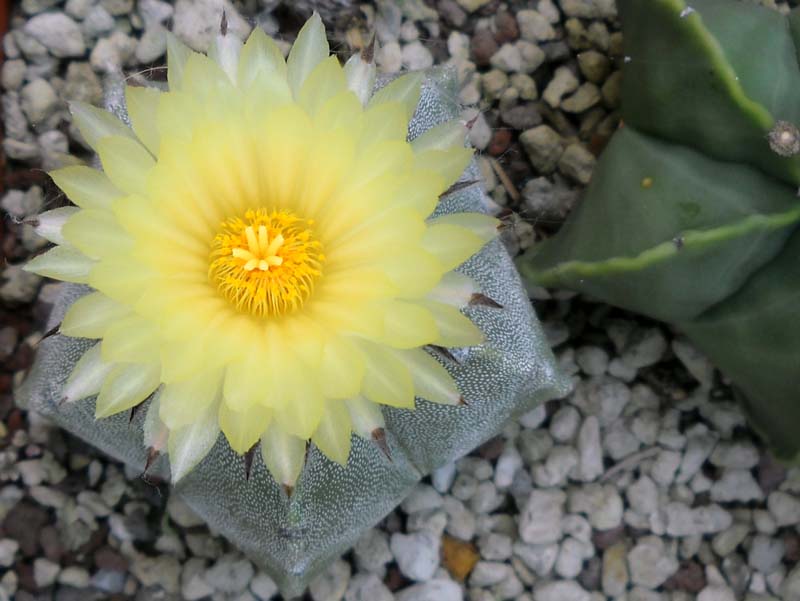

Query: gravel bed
[{"left": 2, "top": 0, "right": 800, "bottom": 600}]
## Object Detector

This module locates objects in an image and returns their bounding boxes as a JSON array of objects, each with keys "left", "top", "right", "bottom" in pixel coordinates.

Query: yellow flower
[{"left": 26, "top": 14, "right": 498, "bottom": 485}]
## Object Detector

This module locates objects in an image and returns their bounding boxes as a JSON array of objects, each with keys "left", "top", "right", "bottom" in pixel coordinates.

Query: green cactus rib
[
  {"left": 680, "top": 228, "right": 800, "bottom": 461},
  {"left": 526, "top": 209, "right": 800, "bottom": 287},
  {"left": 620, "top": 0, "right": 800, "bottom": 185}
]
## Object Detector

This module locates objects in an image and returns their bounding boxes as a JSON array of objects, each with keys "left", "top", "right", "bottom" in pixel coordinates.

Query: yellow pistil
[{"left": 209, "top": 208, "right": 324, "bottom": 317}]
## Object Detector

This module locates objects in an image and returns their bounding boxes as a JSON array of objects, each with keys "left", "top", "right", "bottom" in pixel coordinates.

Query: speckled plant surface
[
  {"left": 19, "top": 65, "right": 568, "bottom": 596},
  {"left": 518, "top": 0, "right": 800, "bottom": 461}
]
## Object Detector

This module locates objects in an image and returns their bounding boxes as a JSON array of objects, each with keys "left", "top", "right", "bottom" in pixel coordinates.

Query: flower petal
[
  {"left": 345, "top": 395, "right": 385, "bottom": 439},
  {"left": 359, "top": 342, "right": 415, "bottom": 408},
  {"left": 320, "top": 335, "right": 365, "bottom": 399},
  {"left": 30, "top": 207, "right": 79, "bottom": 245},
  {"left": 24, "top": 245, "right": 94, "bottom": 283},
  {"left": 423, "top": 300, "right": 485, "bottom": 348},
  {"left": 398, "top": 348, "right": 460, "bottom": 405},
  {"left": 298, "top": 55, "right": 347, "bottom": 117},
  {"left": 380, "top": 300, "right": 439, "bottom": 349},
  {"left": 49, "top": 166, "right": 122, "bottom": 211},
  {"left": 414, "top": 146, "right": 474, "bottom": 185},
  {"left": 219, "top": 401, "right": 271, "bottom": 454},
  {"left": 169, "top": 396, "right": 221, "bottom": 482},
  {"left": 160, "top": 368, "right": 223, "bottom": 429},
  {"left": 343, "top": 52, "right": 376, "bottom": 106},
  {"left": 274, "top": 371, "right": 325, "bottom": 439},
  {"left": 70, "top": 101, "right": 136, "bottom": 150},
  {"left": 260, "top": 423, "right": 306, "bottom": 488},
  {"left": 125, "top": 85, "right": 161, "bottom": 156},
  {"left": 100, "top": 314, "right": 160, "bottom": 364},
  {"left": 238, "top": 27, "right": 287, "bottom": 89},
  {"left": 311, "top": 401, "right": 353, "bottom": 466},
  {"left": 421, "top": 223, "right": 487, "bottom": 271},
  {"left": 286, "top": 11, "right": 329, "bottom": 98},
  {"left": 208, "top": 32, "right": 243, "bottom": 84},
  {"left": 62, "top": 208, "right": 133, "bottom": 260},
  {"left": 166, "top": 33, "right": 194, "bottom": 91},
  {"left": 411, "top": 119, "right": 467, "bottom": 153},
  {"left": 96, "top": 135, "right": 156, "bottom": 197},
  {"left": 62, "top": 343, "right": 113, "bottom": 404},
  {"left": 368, "top": 72, "right": 423, "bottom": 121},
  {"left": 426, "top": 271, "right": 480, "bottom": 307},
  {"left": 60, "top": 291, "right": 130, "bottom": 338},
  {"left": 95, "top": 362, "right": 161, "bottom": 418}
]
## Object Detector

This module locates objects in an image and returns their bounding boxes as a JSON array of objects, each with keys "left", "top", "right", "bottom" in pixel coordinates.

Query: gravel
[{"left": 3, "top": 1, "right": 800, "bottom": 600}]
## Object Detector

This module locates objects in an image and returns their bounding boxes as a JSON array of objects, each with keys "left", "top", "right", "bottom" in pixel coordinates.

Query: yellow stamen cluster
[{"left": 209, "top": 209, "right": 324, "bottom": 317}]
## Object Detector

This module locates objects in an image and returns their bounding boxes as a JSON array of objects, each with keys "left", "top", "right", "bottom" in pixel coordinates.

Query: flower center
[{"left": 209, "top": 209, "right": 324, "bottom": 317}]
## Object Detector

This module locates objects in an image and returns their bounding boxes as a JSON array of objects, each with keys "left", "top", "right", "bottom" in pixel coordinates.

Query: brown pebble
[
  {"left": 758, "top": 451, "right": 787, "bottom": 494},
  {"left": 476, "top": 436, "right": 505, "bottom": 461},
  {"left": 663, "top": 560, "right": 706, "bottom": 593},
  {"left": 591, "top": 524, "right": 625, "bottom": 550},
  {"left": 39, "top": 525, "right": 64, "bottom": 563},
  {"left": 3, "top": 501, "right": 47, "bottom": 556},
  {"left": 94, "top": 547, "right": 129, "bottom": 572},
  {"left": 494, "top": 11, "right": 519, "bottom": 44},
  {"left": 471, "top": 29, "right": 498, "bottom": 67},
  {"left": 784, "top": 532, "right": 800, "bottom": 563},
  {"left": 487, "top": 129, "right": 512, "bottom": 157},
  {"left": 383, "top": 564, "right": 408, "bottom": 592}
]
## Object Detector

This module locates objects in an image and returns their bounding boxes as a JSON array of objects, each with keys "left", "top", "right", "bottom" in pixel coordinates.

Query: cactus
[
  {"left": 19, "top": 17, "right": 568, "bottom": 596},
  {"left": 518, "top": 0, "right": 800, "bottom": 460}
]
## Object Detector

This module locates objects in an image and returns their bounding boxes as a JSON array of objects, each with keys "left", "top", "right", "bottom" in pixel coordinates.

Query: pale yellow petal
[
  {"left": 421, "top": 223, "right": 486, "bottom": 271},
  {"left": 31, "top": 207, "right": 79, "bottom": 245},
  {"left": 100, "top": 314, "right": 160, "bottom": 364},
  {"left": 426, "top": 271, "right": 479, "bottom": 307},
  {"left": 89, "top": 259, "right": 153, "bottom": 303},
  {"left": 49, "top": 166, "right": 122, "bottom": 210},
  {"left": 168, "top": 397, "right": 220, "bottom": 482},
  {"left": 311, "top": 401, "right": 352, "bottom": 466},
  {"left": 125, "top": 85, "right": 161, "bottom": 155},
  {"left": 60, "top": 291, "right": 130, "bottom": 338},
  {"left": 286, "top": 12, "right": 329, "bottom": 98},
  {"left": 24, "top": 245, "right": 94, "bottom": 283},
  {"left": 260, "top": 422, "right": 306, "bottom": 487},
  {"left": 368, "top": 72, "right": 423, "bottom": 121},
  {"left": 428, "top": 212, "right": 500, "bottom": 242},
  {"left": 358, "top": 101, "right": 407, "bottom": 151},
  {"left": 343, "top": 52, "right": 376, "bottom": 106},
  {"left": 238, "top": 27, "right": 287, "bottom": 89},
  {"left": 388, "top": 170, "right": 445, "bottom": 217},
  {"left": 298, "top": 55, "right": 347, "bottom": 117},
  {"left": 70, "top": 101, "right": 135, "bottom": 150},
  {"left": 62, "top": 343, "right": 113, "bottom": 403},
  {"left": 379, "top": 300, "right": 439, "bottom": 349},
  {"left": 359, "top": 342, "right": 415, "bottom": 408},
  {"left": 320, "top": 335, "right": 365, "bottom": 399},
  {"left": 345, "top": 396, "right": 385, "bottom": 439},
  {"left": 378, "top": 249, "right": 444, "bottom": 298},
  {"left": 422, "top": 300, "right": 485, "bottom": 348},
  {"left": 218, "top": 401, "right": 271, "bottom": 455},
  {"left": 314, "top": 90, "right": 363, "bottom": 132},
  {"left": 160, "top": 369, "right": 223, "bottom": 429},
  {"left": 398, "top": 348, "right": 460, "bottom": 405},
  {"left": 166, "top": 32, "right": 194, "bottom": 90},
  {"left": 208, "top": 33, "right": 243, "bottom": 83},
  {"left": 62, "top": 208, "right": 133, "bottom": 260},
  {"left": 95, "top": 362, "right": 160, "bottom": 418},
  {"left": 273, "top": 370, "right": 324, "bottom": 439},
  {"left": 96, "top": 135, "right": 156, "bottom": 197},
  {"left": 414, "top": 146, "right": 473, "bottom": 185},
  {"left": 222, "top": 344, "right": 272, "bottom": 412},
  {"left": 411, "top": 119, "right": 467, "bottom": 153}
]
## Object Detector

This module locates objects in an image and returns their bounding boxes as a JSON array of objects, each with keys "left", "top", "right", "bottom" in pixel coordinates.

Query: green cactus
[
  {"left": 19, "top": 69, "right": 569, "bottom": 597},
  {"left": 518, "top": 0, "right": 800, "bottom": 460}
]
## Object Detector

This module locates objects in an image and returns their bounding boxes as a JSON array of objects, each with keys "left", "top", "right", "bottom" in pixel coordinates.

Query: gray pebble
[
  {"left": 24, "top": 13, "right": 86, "bottom": 57},
  {"left": 519, "top": 489, "right": 565, "bottom": 544},
  {"left": 395, "top": 578, "right": 461, "bottom": 601},
  {"left": 520, "top": 125, "right": 564, "bottom": 174},
  {"left": 390, "top": 532, "right": 440, "bottom": 581},
  {"left": 558, "top": 143, "right": 596, "bottom": 185},
  {"left": 309, "top": 559, "right": 350, "bottom": 601}
]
